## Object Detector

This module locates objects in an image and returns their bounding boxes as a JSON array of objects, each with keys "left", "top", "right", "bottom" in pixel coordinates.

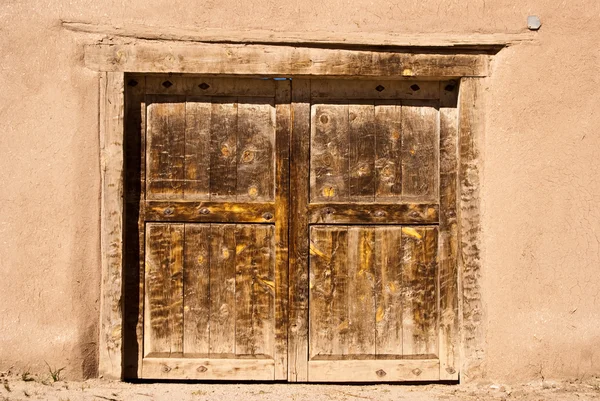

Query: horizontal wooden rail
[
  {"left": 308, "top": 203, "right": 439, "bottom": 224},
  {"left": 143, "top": 201, "right": 276, "bottom": 223},
  {"left": 142, "top": 357, "right": 275, "bottom": 380}
]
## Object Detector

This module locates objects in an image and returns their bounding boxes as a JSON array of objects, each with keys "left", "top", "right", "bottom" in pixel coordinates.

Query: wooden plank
[
  {"left": 209, "top": 98, "right": 238, "bottom": 200},
  {"left": 145, "top": 75, "right": 276, "bottom": 97},
  {"left": 310, "top": 103, "right": 349, "bottom": 202},
  {"left": 184, "top": 98, "right": 211, "bottom": 200},
  {"left": 144, "top": 223, "right": 184, "bottom": 356},
  {"left": 308, "top": 203, "right": 438, "bottom": 225},
  {"left": 439, "top": 106, "right": 459, "bottom": 380},
  {"left": 235, "top": 225, "right": 275, "bottom": 358},
  {"left": 183, "top": 224, "right": 211, "bottom": 355},
  {"left": 146, "top": 96, "right": 186, "bottom": 199},
  {"left": 307, "top": 359, "right": 439, "bottom": 382},
  {"left": 346, "top": 227, "right": 376, "bottom": 355},
  {"left": 143, "top": 201, "right": 275, "bottom": 223},
  {"left": 274, "top": 79, "right": 291, "bottom": 380},
  {"left": 401, "top": 104, "right": 439, "bottom": 201},
  {"left": 348, "top": 104, "right": 376, "bottom": 201},
  {"left": 236, "top": 97, "right": 276, "bottom": 201},
  {"left": 85, "top": 43, "right": 490, "bottom": 77},
  {"left": 309, "top": 226, "right": 349, "bottom": 359},
  {"left": 288, "top": 79, "right": 311, "bottom": 382},
  {"left": 458, "top": 78, "right": 484, "bottom": 382},
  {"left": 122, "top": 74, "right": 145, "bottom": 379},
  {"left": 141, "top": 357, "right": 274, "bottom": 380},
  {"left": 99, "top": 72, "right": 125, "bottom": 379},
  {"left": 311, "top": 80, "right": 440, "bottom": 100},
  {"left": 208, "top": 224, "right": 237, "bottom": 356},
  {"left": 375, "top": 227, "right": 404, "bottom": 356},
  {"left": 374, "top": 104, "right": 402, "bottom": 201},
  {"left": 401, "top": 226, "right": 438, "bottom": 357}
]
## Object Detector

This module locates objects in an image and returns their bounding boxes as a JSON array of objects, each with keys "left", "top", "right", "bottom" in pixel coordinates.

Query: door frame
[{"left": 92, "top": 42, "right": 487, "bottom": 381}]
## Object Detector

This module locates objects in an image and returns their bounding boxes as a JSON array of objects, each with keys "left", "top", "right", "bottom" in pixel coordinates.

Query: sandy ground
[{"left": 0, "top": 371, "right": 598, "bottom": 401}]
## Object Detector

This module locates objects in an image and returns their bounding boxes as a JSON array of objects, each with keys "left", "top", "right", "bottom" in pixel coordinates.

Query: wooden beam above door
[{"left": 84, "top": 43, "right": 489, "bottom": 77}]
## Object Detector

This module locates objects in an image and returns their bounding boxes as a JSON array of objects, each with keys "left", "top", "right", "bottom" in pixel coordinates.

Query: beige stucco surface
[{"left": 0, "top": 0, "right": 599, "bottom": 382}]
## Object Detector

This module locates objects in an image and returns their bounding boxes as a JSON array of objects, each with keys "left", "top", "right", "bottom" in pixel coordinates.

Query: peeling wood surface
[
  {"left": 64, "top": 20, "right": 534, "bottom": 49},
  {"left": 84, "top": 43, "right": 490, "bottom": 77}
]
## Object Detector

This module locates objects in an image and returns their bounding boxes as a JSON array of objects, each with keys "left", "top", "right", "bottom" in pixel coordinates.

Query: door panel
[{"left": 135, "top": 77, "right": 290, "bottom": 380}]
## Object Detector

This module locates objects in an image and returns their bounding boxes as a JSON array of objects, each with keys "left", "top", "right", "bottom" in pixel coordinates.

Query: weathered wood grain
[
  {"left": 208, "top": 224, "right": 237, "bottom": 356},
  {"left": 310, "top": 103, "right": 349, "bottom": 202},
  {"left": 309, "top": 226, "right": 349, "bottom": 358},
  {"left": 85, "top": 43, "right": 490, "bottom": 77},
  {"left": 311, "top": 80, "right": 441, "bottom": 100},
  {"left": 99, "top": 72, "right": 125, "bottom": 379},
  {"left": 439, "top": 106, "right": 459, "bottom": 380},
  {"left": 308, "top": 203, "right": 439, "bottom": 225},
  {"left": 146, "top": 96, "right": 186, "bottom": 199},
  {"left": 374, "top": 104, "right": 402, "bottom": 200},
  {"left": 348, "top": 104, "right": 376, "bottom": 201},
  {"left": 375, "top": 227, "right": 404, "bottom": 356},
  {"left": 307, "top": 359, "right": 439, "bottom": 382},
  {"left": 236, "top": 98, "right": 276, "bottom": 201},
  {"left": 235, "top": 225, "right": 275, "bottom": 357},
  {"left": 183, "top": 224, "right": 211, "bottom": 355},
  {"left": 347, "top": 227, "right": 376, "bottom": 355},
  {"left": 184, "top": 98, "right": 212, "bottom": 200},
  {"left": 210, "top": 98, "right": 238, "bottom": 200},
  {"left": 288, "top": 79, "right": 311, "bottom": 382},
  {"left": 458, "top": 78, "right": 484, "bottom": 382},
  {"left": 401, "top": 105, "right": 439, "bottom": 201},
  {"left": 144, "top": 223, "right": 184, "bottom": 356},
  {"left": 141, "top": 357, "right": 275, "bottom": 380},
  {"left": 401, "top": 226, "right": 438, "bottom": 357},
  {"left": 274, "top": 80, "right": 291, "bottom": 380},
  {"left": 144, "top": 75, "right": 277, "bottom": 97},
  {"left": 143, "top": 201, "right": 275, "bottom": 223}
]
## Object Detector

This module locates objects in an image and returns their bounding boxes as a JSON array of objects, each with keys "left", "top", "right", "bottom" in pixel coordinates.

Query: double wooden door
[{"left": 124, "top": 76, "right": 459, "bottom": 382}]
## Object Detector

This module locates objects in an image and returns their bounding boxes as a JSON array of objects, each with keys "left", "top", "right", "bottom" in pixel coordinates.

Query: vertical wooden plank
[
  {"left": 401, "top": 226, "right": 438, "bottom": 357},
  {"left": 439, "top": 104, "right": 459, "bottom": 380},
  {"left": 209, "top": 224, "right": 237, "bottom": 356},
  {"left": 146, "top": 96, "right": 186, "bottom": 199},
  {"left": 457, "top": 78, "right": 484, "bottom": 382},
  {"left": 210, "top": 98, "right": 238, "bottom": 200},
  {"left": 401, "top": 105, "right": 438, "bottom": 201},
  {"left": 99, "top": 71, "right": 125, "bottom": 379},
  {"left": 183, "top": 224, "right": 211, "bottom": 355},
  {"left": 122, "top": 74, "right": 145, "bottom": 379},
  {"left": 144, "top": 223, "right": 184, "bottom": 355},
  {"left": 348, "top": 104, "right": 376, "bottom": 201},
  {"left": 309, "top": 226, "right": 349, "bottom": 358},
  {"left": 235, "top": 225, "right": 275, "bottom": 358},
  {"left": 374, "top": 104, "right": 402, "bottom": 201},
  {"left": 274, "top": 80, "right": 291, "bottom": 380},
  {"left": 346, "top": 227, "right": 376, "bottom": 356},
  {"left": 288, "top": 79, "right": 310, "bottom": 382},
  {"left": 374, "top": 227, "right": 404, "bottom": 356},
  {"left": 310, "top": 103, "right": 349, "bottom": 202},
  {"left": 237, "top": 98, "right": 276, "bottom": 202},
  {"left": 184, "top": 98, "right": 212, "bottom": 200}
]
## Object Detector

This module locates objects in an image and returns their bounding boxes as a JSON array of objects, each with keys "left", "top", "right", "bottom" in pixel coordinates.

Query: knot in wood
[{"left": 376, "top": 369, "right": 387, "bottom": 377}]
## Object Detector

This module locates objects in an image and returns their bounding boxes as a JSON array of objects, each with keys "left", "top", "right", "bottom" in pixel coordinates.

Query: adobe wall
[{"left": 0, "top": 0, "right": 598, "bottom": 381}]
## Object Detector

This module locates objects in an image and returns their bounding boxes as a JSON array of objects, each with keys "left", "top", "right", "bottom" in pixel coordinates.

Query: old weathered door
[
  {"left": 288, "top": 79, "right": 459, "bottom": 382},
  {"left": 129, "top": 76, "right": 290, "bottom": 380}
]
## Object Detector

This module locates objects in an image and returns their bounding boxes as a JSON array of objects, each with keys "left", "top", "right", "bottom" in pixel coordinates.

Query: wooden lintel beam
[{"left": 84, "top": 43, "right": 490, "bottom": 77}]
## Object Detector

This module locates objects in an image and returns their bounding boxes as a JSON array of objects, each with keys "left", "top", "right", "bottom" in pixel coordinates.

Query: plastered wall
[{"left": 0, "top": 0, "right": 599, "bottom": 382}]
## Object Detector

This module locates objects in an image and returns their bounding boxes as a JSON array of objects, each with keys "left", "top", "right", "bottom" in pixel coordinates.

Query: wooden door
[
  {"left": 128, "top": 76, "right": 290, "bottom": 380},
  {"left": 289, "top": 79, "right": 459, "bottom": 382}
]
